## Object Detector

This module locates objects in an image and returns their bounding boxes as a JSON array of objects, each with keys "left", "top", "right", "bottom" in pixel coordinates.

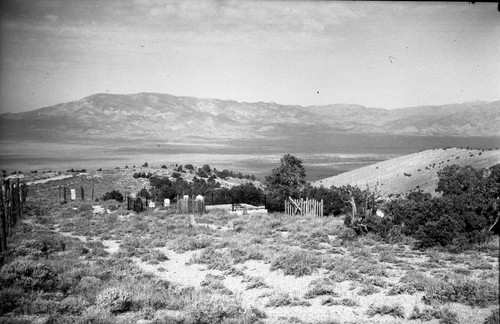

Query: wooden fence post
[
  {"left": 81, "top": 186, "right": 85, "bottom": 200},
  {"left": 10, "top": 181, "right": 16, "bottom": 227},
  {"left": 5, "top": 180, "right": 10, "bottom": 236},
  {"left": 16, "top": 178, "right": 21, "bottom": 221},
  {"left": 0, "top": 181, "right": 7, "bottom": 258}
]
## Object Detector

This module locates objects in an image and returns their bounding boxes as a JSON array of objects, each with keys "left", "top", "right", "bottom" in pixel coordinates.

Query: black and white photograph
[{"left": 0, "top": 1, "right": 499, "bottom": 323}]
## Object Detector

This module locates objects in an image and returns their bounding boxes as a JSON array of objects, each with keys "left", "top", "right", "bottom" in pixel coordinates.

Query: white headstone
[
  {"left": 149, "top": 201, "right": 156, "bottom": 208},
  {"left": 164, "top": 198, "right": 170, "bottom": 207},
  {"left": 376, "top": 209, "right": 385, "bottom": 218},
  {"left": 196, "top": 194, "right": 204, "bottom": 201},
  {"left": 70, "top": 189, "right": 76, "bottom": 200},
  {"left": 183, "top": 195, "right": 189, "bottom": 201}
]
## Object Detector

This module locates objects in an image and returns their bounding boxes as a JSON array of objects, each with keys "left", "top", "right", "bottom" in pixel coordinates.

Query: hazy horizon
[{"left": 1, "top": 1, "right": 499, "bottom": 113}]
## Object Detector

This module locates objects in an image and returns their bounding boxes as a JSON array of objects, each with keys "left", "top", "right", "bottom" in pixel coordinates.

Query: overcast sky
[{"left": 0, "top": 0, "right": 498, "bottom": 113}]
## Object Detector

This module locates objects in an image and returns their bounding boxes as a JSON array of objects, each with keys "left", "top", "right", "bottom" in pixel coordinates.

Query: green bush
[
  {"left": 0, "top": 286, "right": 25, "bottom": 315},
  {"left": 0, "top": 257, "right": 56, "bottom": 291},
  {"left": 322, "top": 297, "right": 358, "bottom": 307},
  {"left": 101, "top": 190, "right": 124, "bottom": 202},
  {"left": 187, "top": 294, "right": 244, "bottom": 324},
  {"left": 190, "top": 248, "right": 233, "bottom": 271},
  {"left": 174, "top": 234, "right": 212, "bottom": 252},
  {"left": 11, "top": 236, "right": 66, "bottom": 258},
  {"left": 271, "top": 249, "right": 322, "bottom": 277},
  {"left": 366, "top": 304, "right": 405, "bottom": 318},
  {"left": 95, "top": 287, "right": 132, "bottom": 313},
  {"left": 415, "top": 214, "right": 461, "bottom": 249},
  {"left": 304, "top": 278, "right": 338, "bottom": 299},
  {"left": 337, "top": 228, "right": 357, "bottom": 242},
  {"left": 423, "top": 276, "right": 498, "bottom": 307},
  {"left": 484, "top": 308, "right": 500, "bottom": 324},
  {"left": 244, "top": 276, "right": 269, "bottom": 290},
  {"left": 265, "top": 293, "right": 311, "bottom": 307}
]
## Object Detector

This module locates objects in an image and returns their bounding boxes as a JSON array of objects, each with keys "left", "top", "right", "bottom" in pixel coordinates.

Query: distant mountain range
[{"left": 1, "top": 93, "right": 499, "bottom": 141}]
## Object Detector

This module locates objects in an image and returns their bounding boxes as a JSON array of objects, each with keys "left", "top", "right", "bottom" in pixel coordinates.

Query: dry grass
[{"left": 2, "top": 182, "right": 499, "bottom": 324}]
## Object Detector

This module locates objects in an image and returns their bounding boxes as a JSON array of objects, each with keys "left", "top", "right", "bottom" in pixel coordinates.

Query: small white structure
[
  {"left": 148, "top": 201, "right": 156, "bottom": 208},
  {"left": 189, "top": 214, "right": 196, "bottom": 227},
  {"left": 70, "top": 189, "right": 76, "bottom": 200},
  {"left": 183, "top": 195, "right": 189, "bottom": 201},
  {"left": 376, "top": 209, "right": 385, "bottom": 218},
  {"left": 164, "top": 198, "right": 170, "bottom": 207},
  {"left": 130, "top": 193, "right": 137, "bottom": 199},
  {"left": 196, "top": 194, "right": 204, "bottom": 201}
]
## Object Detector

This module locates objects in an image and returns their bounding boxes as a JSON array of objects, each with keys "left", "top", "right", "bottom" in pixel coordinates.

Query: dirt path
[{"left": 49, "top": 225, "right": 497, "bottom": 324}]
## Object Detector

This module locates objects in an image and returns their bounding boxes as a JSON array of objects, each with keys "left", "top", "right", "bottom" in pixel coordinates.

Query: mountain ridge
[{"left": 1, "top": 92, "right": 499, "bottom": 141}]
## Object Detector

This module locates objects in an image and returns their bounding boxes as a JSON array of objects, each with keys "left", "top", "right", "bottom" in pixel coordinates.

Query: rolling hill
[
  {"left": 0, "top": 93, "right": 499, "bottom": 142},
  {"left": 312, "top": 148, "right": 500, "bottom": 196}
]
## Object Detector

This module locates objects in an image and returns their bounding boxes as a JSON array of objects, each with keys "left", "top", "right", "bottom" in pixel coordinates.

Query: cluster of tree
[
  {"left": 66, "top": 168, "right": 87, "bottom": 173},
  {"left": 263, "top": 154, "right": 369, "bottom": 215},
  {"left": 147, "top": 176, "right": 221, "bottom": 200},
  {"left": 213, "top": 168, "right": 256, "bottom": 180},
  {"left": 143, "top": 175, "right": 265, "bottom": 206},
  {"left": 186, "top": 163, "right": 257, "bottom": 180},
  {"left": 102, "top": 190, "right": 124, "bottom": 203},
  {"left": 168, "top": 163, "right": 256, "bottom": 181},
  {"left": 348, "top": 164, "right": 500, "bottom": 250},
  {"left": 133, "top": 172, "right": 153, "bottom": 179}
]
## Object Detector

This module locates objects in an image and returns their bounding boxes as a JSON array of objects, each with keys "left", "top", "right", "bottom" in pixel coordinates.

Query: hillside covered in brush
[{"left": 312, "top": 148, "right": 500, "bottom": 197}]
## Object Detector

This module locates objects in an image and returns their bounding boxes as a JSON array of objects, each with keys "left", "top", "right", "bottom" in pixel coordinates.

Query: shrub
[
  {"left": 366, "top": 304, "right": 405, "bottom": 318},
  {"left": 175, "top": 235, "right": 212, "bottom": 252},
  {"left": 357, "top": 285, "right": 380, "bottom": 296},
  {"left": 76, "top": 276, "right": 102, "bottom": 302},
  {"left": 190, "top": 248, "right": 232, "bottom": 271},
  {"left": 187, "top": 294, "right": 244, "bottom": 324},
  {"left": 244, "top": 276, "right": 269, "bottom": 290},
  {"left": 271, "top": 249, "right": 322, "bottom": 277},
  {"left": 11, "top": 234, "right": 66, "bottom": 258},
  {"left": 304, "top": 278, "right": 338, "bottom": 299},
  {"left": 101, "top": 190, "right": 124, "bottom": 203},
  {"left": 322, "top": 297, "right": 358, "bottom": 307},
  {"left": 337, "top": 228, "right": 357, "bottom": 242},
  {"left": 484, "top": 308, "right": 500, "bottom": 324},
  {"left": 95, "top": 287, "right": 132, "bottom": 313},
  {"left": 0, "top": 257, "right": 56, "bottom": 291},
  {"left": 437, "top": 308, "right": 459, "bottom": 324},
  {"left": 0, "top": 286, "right": 24, "bottom": 315},
  {"left": 415, "top": 214, "right": 461, "bottom": 249},
  {"left": 423, "top": 275, "right": 498, "bottom": 307},
  {"left": 200, "top": 274, "right": 232, "bottom": 295},
  {"left": 409, "top": 306, "right": 436, "bottom": 321},
  {"left": 80, "top": 305, "right": 112, "bottom": 323},
  {"left": 265, "top": 292, "right": 311, "bottom": 307}
]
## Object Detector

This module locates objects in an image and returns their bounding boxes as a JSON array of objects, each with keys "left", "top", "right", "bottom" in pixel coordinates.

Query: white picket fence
[{"left": 285, "top": 196, "right": 324, "bottom": 217}]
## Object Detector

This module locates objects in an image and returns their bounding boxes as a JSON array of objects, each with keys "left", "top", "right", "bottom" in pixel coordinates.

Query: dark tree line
[{"left": 353, "top": 164, "right": 500, "bottom": 250}]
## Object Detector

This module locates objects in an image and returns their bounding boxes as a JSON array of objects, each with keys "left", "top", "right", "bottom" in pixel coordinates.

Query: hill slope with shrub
[{"left": 312, "top": 148, "right": 500, "bottom": 196}]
